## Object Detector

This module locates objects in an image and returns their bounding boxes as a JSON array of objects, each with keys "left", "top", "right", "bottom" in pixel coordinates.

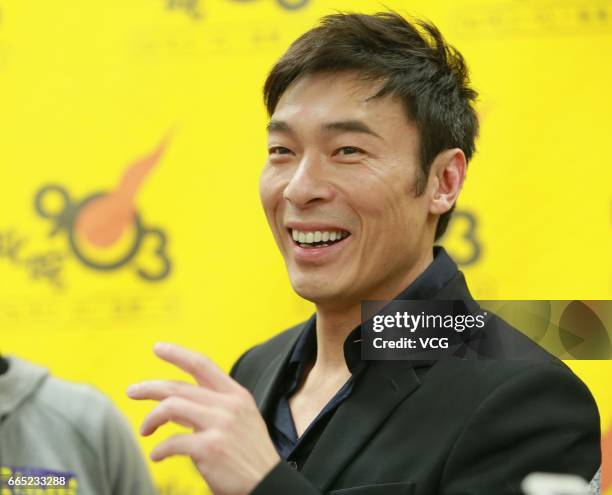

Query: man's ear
[{"left": 429, "top": 148, "right": 467, "bottom": 215}]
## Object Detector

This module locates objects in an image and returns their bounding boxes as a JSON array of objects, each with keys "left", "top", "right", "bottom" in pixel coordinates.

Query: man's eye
[
  {"left": 269, "top": 146, "right": 292, "bottom": 155},
  {"left": 335, "top": 146, "right": 364, "bottom": 156}
]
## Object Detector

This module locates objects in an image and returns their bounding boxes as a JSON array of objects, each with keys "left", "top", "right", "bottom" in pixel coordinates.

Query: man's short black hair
[{"left": 263, "top": 11, "right": 479, "bottom": 240}]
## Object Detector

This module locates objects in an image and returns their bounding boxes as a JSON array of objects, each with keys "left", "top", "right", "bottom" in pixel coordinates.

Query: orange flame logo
[
  {"left": 75, "top": 135, "right": 170, "bottom": 247},
  {"left": 34, "top": 134, "right": 172, "bottom": 282}
]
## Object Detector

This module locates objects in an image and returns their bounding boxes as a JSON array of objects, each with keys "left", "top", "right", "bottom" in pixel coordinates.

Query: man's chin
[
  {"left": 289, "top": 278, "right": 339, "bottom": 305},
  {"left": 289, "top": 276, "right": 358, "bottom": 308}
]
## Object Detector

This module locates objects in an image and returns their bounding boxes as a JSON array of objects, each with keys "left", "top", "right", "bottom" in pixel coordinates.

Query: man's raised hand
[{"left": 127, "top": 343, "right": 280, "bottom": 495}]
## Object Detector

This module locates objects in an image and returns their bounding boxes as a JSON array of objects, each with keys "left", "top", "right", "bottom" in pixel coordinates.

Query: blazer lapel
[
  {"left": 252, "top": 318, "right": 312, "bottom": 415},
  {"left": 298, "top": 268, "right": 472, "bottom": 490},
  {"left": 301, "top": 360, "right": 423, "bottom": 491},
  {"left": 250, "top": 263, "right": 474, "bottom": 489}
]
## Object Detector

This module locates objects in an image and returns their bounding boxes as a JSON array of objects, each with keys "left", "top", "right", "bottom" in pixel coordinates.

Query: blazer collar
[
  {"left": 251, "top": 253, "right": 476, "bottom": 490},
  {"left": 300, "top": 269, "right": 477, "bottom": 490},
  {"left": 252, "top": 316, "right": 313, "bottom": 414},
  {"left": 301, "top": 359, "right": 421, "bottom": 490},
  {"left": 251, "top": 328, "right": 422, "bottom": 491}
]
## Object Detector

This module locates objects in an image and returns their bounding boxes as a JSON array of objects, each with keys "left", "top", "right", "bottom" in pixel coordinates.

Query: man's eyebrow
[
  {"left": 266, "top": 119, "right": 382, "bottom": 139},
  {"left": 266, "top": 120, "right": 292, "bottom": 134},
  {"left": 322, "top": 120, "right": 382, "bottom": 139}
]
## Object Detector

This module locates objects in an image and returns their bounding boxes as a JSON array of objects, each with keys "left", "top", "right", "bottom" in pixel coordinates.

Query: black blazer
[{"left": 231, "top": 271, "right": 601, "bottom": 495}]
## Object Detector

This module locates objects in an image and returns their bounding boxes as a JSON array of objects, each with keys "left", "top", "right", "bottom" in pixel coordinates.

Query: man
[
  {"left": 0, "top": 354, "right": 157, "bottom": 494},
  {"left": 127, "top": 12, "right": 601, "bottom": 494}
]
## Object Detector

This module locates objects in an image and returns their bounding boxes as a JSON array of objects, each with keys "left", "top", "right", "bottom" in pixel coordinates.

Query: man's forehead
[
  {"left": 268, "top": 73, "right": 407, "bottom": 136},
  {"left": 275, "top": 71, "right": 386, "bottom": 109}
]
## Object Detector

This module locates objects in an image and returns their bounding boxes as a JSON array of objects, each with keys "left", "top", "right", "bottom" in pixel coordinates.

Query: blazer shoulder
[
  {"left": 230, "top": 319, "right": 310, "bottom": 386},
  {"left": 435, "top": 358, "right": 588, "bottom": 395},
  {"left": 430, "top": 358, "right": 599, "bottom": 431},
  {"left": 438, "top": 359, "right": 601, "bottom": 489}
]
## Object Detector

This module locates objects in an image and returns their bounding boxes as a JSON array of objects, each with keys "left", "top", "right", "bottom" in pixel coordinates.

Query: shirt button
[{"left": 289, "top": 461, "right": 298, "bottom": 470}]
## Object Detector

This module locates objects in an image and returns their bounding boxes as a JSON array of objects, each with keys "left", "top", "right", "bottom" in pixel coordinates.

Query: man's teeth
[{"left": 291, "top": 229, "right": 349, "bottom": 244}]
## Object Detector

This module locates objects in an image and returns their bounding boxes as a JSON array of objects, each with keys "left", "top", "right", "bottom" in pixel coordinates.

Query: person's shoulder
[
  {"left": 435, "top": 357, "right": 572, "bottom": 383},
  {"left": 230, "top": 318, "right": 310, "bottom": 384},
  {"left": 431, "top": 358, "right": 597, "bottom": 415},
  {"left": 35, "top": 376, "right": 125, "bottom": 441},
  {"left": 35, "top": 375, "right": 156, "bottom": 492},
  {"left": 436, "top": 357, "right": 571, "bottom": 381},
  {"left": 432, "top": 360, "right": 601, "bottom": 486}
]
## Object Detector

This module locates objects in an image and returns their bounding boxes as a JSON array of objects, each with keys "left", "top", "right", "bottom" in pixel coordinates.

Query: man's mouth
[{"left": 289, "top": 228, "right": 350, "bottom": 248}]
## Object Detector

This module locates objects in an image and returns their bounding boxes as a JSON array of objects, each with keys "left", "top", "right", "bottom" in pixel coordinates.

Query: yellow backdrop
[{"left": 1, "top": 0, "right": 611, "bottom": 493}]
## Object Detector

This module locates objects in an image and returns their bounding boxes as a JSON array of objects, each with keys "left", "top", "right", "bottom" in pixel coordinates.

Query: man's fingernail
[
  {"left": 126, "top": 384, "right": 140, "bottom": 395},
  {"left": 154, "top": 342, "right": 169, "bottom": 352}
]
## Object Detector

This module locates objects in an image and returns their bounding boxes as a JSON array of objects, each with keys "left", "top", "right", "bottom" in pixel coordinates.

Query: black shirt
[{"left": 267, "top": 246, "right": 458, "bottom": 470}]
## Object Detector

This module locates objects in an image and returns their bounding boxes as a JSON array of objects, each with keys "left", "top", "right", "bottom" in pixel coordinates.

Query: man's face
[{"left": 259, "top": 72, "right": 435, "bottom": 308}]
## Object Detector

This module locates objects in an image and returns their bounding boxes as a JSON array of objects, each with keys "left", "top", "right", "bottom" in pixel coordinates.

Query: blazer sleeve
[
  {"left": 440, "top": 361, "right": 601, "bottom": 495},
  {"left": 251, "top": 461, "right": 325, "bottom": 495}
]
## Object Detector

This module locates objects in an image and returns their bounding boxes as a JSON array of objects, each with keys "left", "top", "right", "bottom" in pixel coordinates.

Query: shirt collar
[
  {"left": 287, "top": 246, "right": 458, "bottom": 381},
  {"left": 394, "top": 245, "right": 458, "bottom": 301}
]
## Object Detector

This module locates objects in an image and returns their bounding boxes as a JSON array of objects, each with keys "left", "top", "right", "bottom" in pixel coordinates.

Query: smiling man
[{"left": 128, "top": 12, "right": 600, "bottom": 495}]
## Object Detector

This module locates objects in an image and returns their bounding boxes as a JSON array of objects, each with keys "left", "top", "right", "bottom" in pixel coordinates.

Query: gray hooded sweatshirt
[{"left": 0, "top": 355, "right": 157, "bottom": 494}]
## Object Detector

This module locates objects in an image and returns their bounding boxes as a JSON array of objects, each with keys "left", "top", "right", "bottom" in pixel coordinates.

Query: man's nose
[{"left": 283, "top": 154, "right": 335, "bottom": 207}]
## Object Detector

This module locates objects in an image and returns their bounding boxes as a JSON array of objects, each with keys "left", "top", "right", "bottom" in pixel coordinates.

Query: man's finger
[
  {"left": 153, "top": 342, "right": 236, "bottom": 392},
  {"left": 150, "top": 433, "right": 201, "bottom": 462},
  {"left": 126, "top": 379, "right": 222, "bottom": 404},
  {"left": 140, "top": 396, "right": 214, "bottom": 436}
]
